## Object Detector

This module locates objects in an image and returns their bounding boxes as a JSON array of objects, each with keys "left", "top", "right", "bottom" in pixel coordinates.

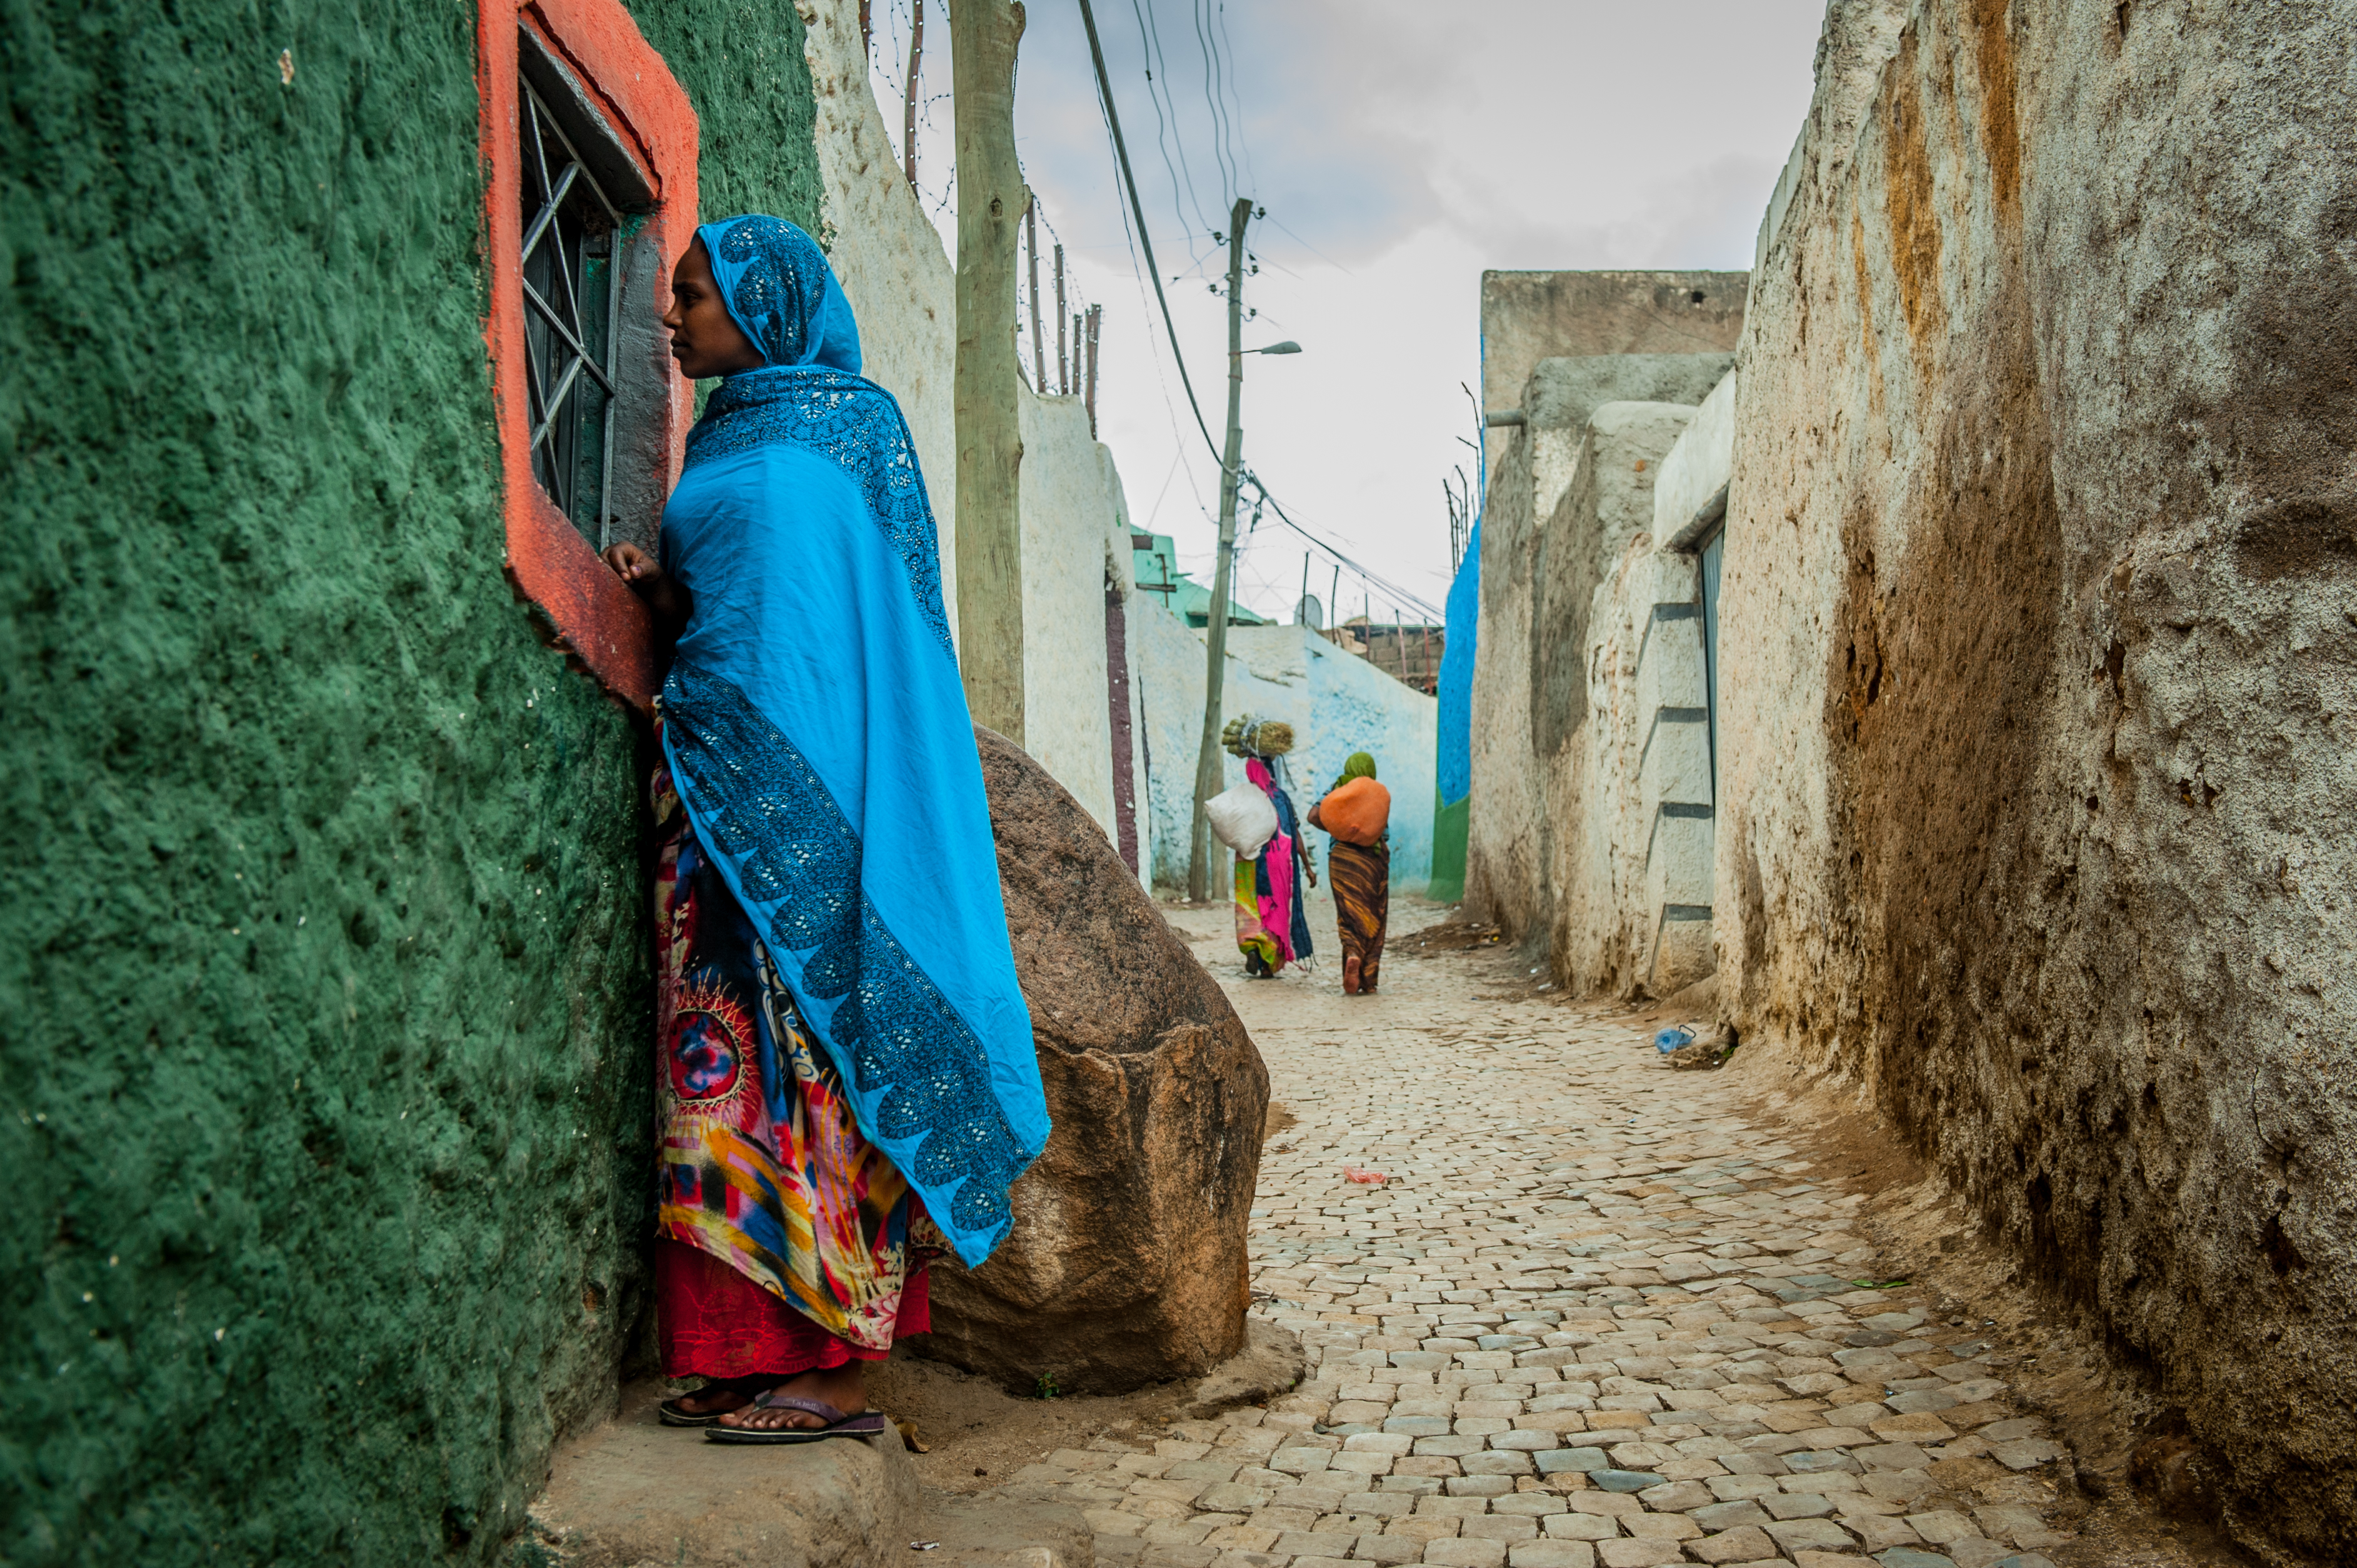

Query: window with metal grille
[
  {"left": 518, "top": 79, "right": 623, "bottom": 542},
  {"left": 509, "top": 29, "right": 671, "bottom": 556},
  {"left": 483, "top": 6, "right": 694, "bottom": 708}
]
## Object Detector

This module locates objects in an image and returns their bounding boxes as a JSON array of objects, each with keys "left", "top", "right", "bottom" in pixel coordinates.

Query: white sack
[{"left": 1204, "top": 784, "right": 1279, "bottom": 858}]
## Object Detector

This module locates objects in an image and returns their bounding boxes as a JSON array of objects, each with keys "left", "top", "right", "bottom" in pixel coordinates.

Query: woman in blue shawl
[{"left": 601, "top": 217, "right": 1049, "bottom": 1442}]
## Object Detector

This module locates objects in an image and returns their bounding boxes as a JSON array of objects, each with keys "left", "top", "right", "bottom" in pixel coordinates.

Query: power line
[
  {"left": 1211, "top": 0, "right": 1258, "bottom": 192},
  {"left": 1243, "top": 476, "right": 1444, "bottom": 622},
  {"left": 1081, "top": 0, "right": 1221, "bottom": 459},
  {"left": 1082, "top": 0, "right": 1439, "bottom": 624},
  {"left": 1189, "top": 0, "right": 1237, "bottom": 204},
  {"left": 1129, "top": 0, "right": 1216, "bottom": 257}
]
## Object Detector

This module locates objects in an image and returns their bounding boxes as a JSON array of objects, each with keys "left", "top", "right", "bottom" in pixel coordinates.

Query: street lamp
[{"left": 1246, "top": 341, "right": 1302, "bottom": 356}]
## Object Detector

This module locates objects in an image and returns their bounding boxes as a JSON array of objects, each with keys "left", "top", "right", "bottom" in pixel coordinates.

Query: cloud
[{"left": 865, "top": 0, "right": 1828, "bottom": 618}]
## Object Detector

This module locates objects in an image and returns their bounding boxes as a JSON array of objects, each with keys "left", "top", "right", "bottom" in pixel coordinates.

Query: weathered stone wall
[
  {"left": 1466, "top": 424, "right": 1549, "bottom": 939},
  {"left": 1654, "top": 369, "right": 1737, "bottom": 546},
  {"left": 1467, "top": 359, "right": 1723, "bottom": 944},
  {"left": 1555, "top": 534, "right": 1716, "bottom": 1001},
  {"left": 1716, "top": 1, "right": 2357, "bottom": 1559},
  {"left": 1, "top": 2, "right": 821, "bottom": 1564},
  {"left": 1524, "top": 404, "right": 1701, "bottom": 997},
  {"left": 1479, "top": 271, "right": 1749, "bottom": 489}
]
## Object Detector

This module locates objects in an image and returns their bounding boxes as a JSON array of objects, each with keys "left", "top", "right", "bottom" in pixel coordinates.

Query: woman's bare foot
[
  {"left": 670, "top": 1382, "right": 756, "bottom": 1418},
  {"left": 713, "top": 1363, "right": 869, "bottom": 1431}
]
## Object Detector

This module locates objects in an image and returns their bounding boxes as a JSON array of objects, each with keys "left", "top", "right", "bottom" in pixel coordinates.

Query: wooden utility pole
[
  {"left": 860, "top": 0, "right": 872, "bottom": 56},
  {"left": 1083, "top": 304, "right": 1102, "bottom": 436},
  {"left": 953, "top": 0, "right": 1027, "bottom": 743},
  {"left": 1026, "top": 198, "right": 1046, "bottom": 399},
  {"left": 1187, "top": 196, "right": 1255, "bottom": 902},
  {"left": 1054, "top": 246, "right": 1069, "bottom": 395},
  {"left": 903, "top": 0, "right": 923, "bottom": 187}
]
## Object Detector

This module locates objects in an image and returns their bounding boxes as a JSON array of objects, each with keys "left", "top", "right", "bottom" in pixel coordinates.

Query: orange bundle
[{"left": 1317, "top": 777, "right": 1391, "bottom": 846}]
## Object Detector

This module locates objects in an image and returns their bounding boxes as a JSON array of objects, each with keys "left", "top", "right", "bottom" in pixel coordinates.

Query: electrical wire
[
  {"left": 1083, "top": 0, "right": 1442, "bottom": 624},
  {"left": 1243, "top": 476, "right": 1444, "bottom": 622},
  {"left": 1189, "top": 0, "right": 1237, "bottom": 205},
  {"left": 1211, "top": 0, "right": 1259, "bottom": 193},
  {"left": 1129, "top": 0, "right": 1216, "bottom": 259},
  {"left": 1080, "top": 0, "right": 1222, "bottom": 459}
]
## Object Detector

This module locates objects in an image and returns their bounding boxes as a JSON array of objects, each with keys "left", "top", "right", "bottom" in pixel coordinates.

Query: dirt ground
[{"left": 868, "top": 1351, "right": 1196, "bottom": 1499}]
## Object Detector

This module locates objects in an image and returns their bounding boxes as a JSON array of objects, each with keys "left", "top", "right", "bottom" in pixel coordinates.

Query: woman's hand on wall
[{"left": 603, "top": 542, "right": 693, "bottom": 651}]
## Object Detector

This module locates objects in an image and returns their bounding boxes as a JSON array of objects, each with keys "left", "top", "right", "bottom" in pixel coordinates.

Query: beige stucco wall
[
  {"left": 1716, "top": 1, "right": 2357, "bottom": 1558},
  {"left": 1653, "top": 368, "right": 1736, "bottom": 545},
  {"left": 1553, "top": 536, "right": 1716, "bottom": 1002},
  {"left": 1466, "top": 424, "right": 1546, "bottom": 939}
]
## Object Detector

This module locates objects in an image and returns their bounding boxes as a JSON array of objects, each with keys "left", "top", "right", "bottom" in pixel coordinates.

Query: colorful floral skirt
[{"left": 653, "top": 759, "right": 941, "bottom": 1377}]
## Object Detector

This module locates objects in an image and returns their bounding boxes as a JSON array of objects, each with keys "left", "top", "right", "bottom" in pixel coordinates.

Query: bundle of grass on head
[{"left": 1221, "top": 715, "right": 1295, "bottom": 760}]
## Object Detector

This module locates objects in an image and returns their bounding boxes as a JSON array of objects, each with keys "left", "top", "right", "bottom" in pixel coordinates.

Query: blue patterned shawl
[{"left": 656, "top": 216, "right": 1047, "bottom": 1267}]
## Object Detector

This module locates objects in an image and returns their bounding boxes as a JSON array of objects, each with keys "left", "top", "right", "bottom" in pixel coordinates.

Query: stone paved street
[{"left": 1006, "top": 901, "right": 2078, "bottom": 1568}]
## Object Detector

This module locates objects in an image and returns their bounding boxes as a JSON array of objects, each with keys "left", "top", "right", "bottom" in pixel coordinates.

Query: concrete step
[{"left": 521, "top": 1382, "right": 922, "bottom": 1568}]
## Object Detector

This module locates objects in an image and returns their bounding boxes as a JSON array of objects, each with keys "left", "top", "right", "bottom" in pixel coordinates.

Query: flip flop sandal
[
  {"left": 703, "top": 1392, "right": 892, "bottom": 1444},
  {"left": 659, "top": 1379, "right": 762, "bottom": 1427}
]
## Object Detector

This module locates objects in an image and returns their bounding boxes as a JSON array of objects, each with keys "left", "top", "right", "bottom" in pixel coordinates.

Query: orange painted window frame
[{"left": 476, "top": 0, "right": 699, "bottom": 712}]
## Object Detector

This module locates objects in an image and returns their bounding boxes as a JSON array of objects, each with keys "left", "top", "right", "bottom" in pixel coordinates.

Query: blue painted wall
[
  {"left": 1436, "top": 524, "right": 1481, "bottom": 802},
  {"left": 1427, "top": 522, "right": 1479, "bottom": 901}
]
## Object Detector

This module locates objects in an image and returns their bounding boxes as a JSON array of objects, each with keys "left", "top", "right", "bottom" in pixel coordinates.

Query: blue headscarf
[{"left": 657, "top": 216, "right": 1048, "bottom": 1266}]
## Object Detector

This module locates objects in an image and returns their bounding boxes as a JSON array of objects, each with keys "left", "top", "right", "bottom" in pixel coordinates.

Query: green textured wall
[{"left": 0, "top": 3, "right": 816, "bottom": 1564}]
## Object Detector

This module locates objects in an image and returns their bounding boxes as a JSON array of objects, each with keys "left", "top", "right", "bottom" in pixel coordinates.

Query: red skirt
[{"left": 657, "top": 1239, "right": 933, "bottom": 1379}]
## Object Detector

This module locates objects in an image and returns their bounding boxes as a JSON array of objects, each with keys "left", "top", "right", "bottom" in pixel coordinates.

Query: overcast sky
[{"left": 867, "top": 0, "right": 1828, "bottom": 622}]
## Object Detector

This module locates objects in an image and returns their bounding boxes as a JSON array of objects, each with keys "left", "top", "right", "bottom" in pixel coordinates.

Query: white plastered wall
[{"left": 798, "top": 0, "right": 1149, "bottom": 872}]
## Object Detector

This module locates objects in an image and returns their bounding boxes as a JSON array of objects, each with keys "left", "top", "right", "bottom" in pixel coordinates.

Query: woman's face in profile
[{"left": 663, "top": 239, "right": 764, "bottom": 381}]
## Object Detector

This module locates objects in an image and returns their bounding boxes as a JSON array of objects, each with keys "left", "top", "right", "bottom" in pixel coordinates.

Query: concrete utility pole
[
  {"left": 1187, "top": 196, "right": 1255, "bottom": 902},
  {"left": 953, "top": 0, "right": 1026, "bottom": 743}
]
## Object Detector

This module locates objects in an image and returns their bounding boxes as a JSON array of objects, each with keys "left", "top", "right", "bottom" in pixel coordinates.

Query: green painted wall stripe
[{"left": 1427, "top": 791, "right": 1469, "bottom": 905}]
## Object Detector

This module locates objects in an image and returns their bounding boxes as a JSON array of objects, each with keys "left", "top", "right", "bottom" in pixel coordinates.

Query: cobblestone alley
[{"left": 1000, "top": 899, "right": 2099, "bottom": 1568}]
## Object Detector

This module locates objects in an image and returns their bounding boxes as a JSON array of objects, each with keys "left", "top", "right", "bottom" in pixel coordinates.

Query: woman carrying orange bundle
[{"left": 1308, "top": 752, "right": 1391, "bottom": 994}]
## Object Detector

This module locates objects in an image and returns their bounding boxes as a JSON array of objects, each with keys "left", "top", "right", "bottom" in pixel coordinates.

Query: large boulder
[{"left": 913, "top": 727, "right": 1269, "bottom": 1394}]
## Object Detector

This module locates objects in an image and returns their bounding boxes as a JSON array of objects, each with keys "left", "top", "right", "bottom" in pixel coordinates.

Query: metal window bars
[{"left": 518, "top": 77, "right": 622, "bottom": 544}]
